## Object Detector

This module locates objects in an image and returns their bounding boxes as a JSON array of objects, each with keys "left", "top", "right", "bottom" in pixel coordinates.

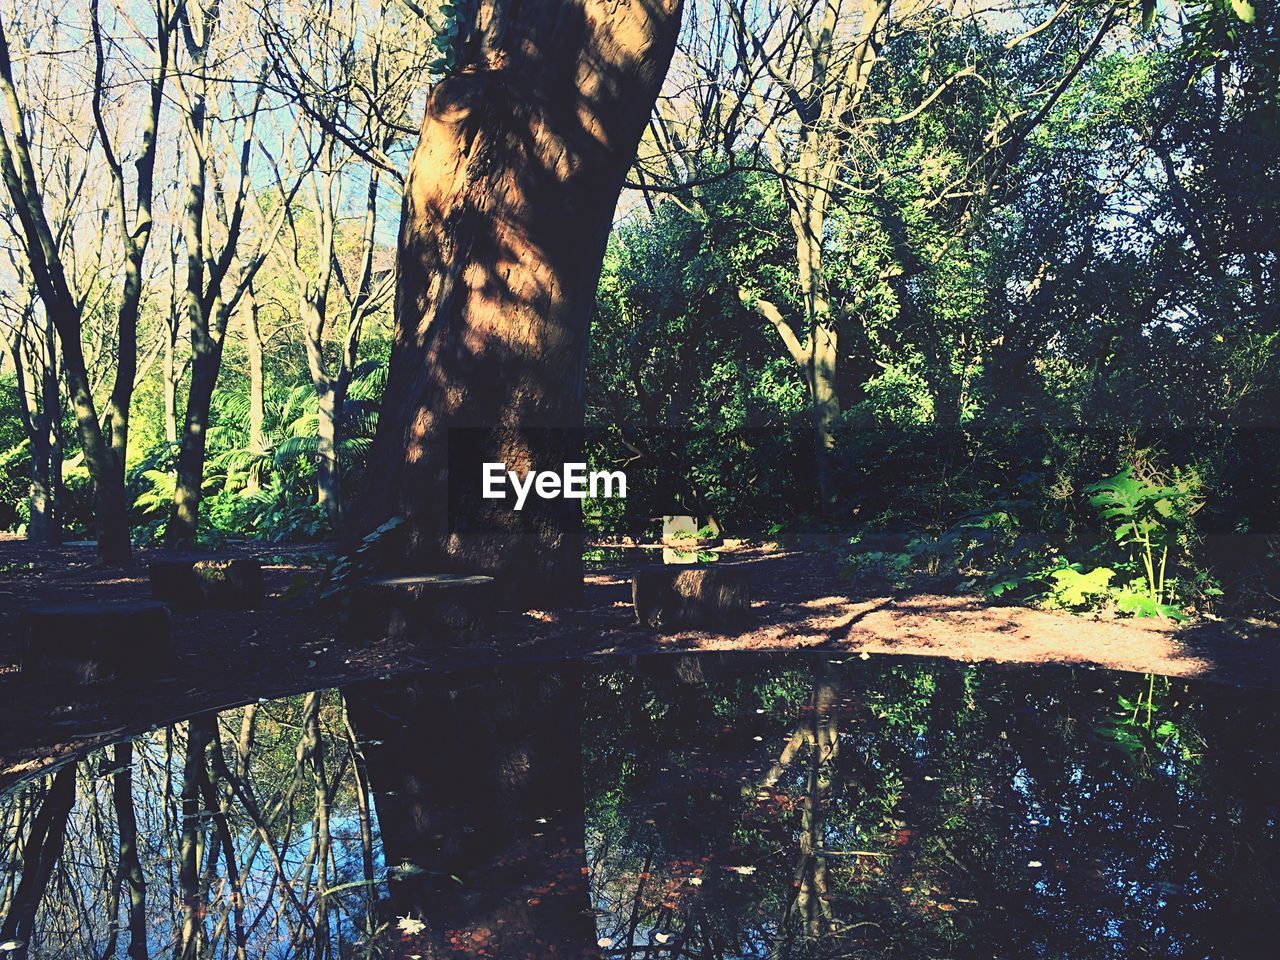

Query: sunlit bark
[{"left": 357, "top": 0, "right": 683, "bottom": 606}]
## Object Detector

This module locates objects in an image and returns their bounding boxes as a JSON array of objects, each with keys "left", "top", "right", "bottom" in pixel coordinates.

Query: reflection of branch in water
[
  {"left": 196, "top": 759, "right": 246, "bottom": 958},
  {"left": 342, "top": 709, "right": 378, "bottom": 935},
  {"left": 112, "top": 741, "right": 149, "bottom": 960},
  {"left": 206, "top": 697, "right": 321, "bottom": 950},
  {"left": 0, "top": 763, "right": 76, "bottom": 960},
  {"left": 761, "top": 671, "right": 841, "bottom": 958},
  {"left": 176, "top": 716, "right": 212, "bottom": 960},
  {"left": 0, "top": 692, "right": 389, "bottom": 958}
]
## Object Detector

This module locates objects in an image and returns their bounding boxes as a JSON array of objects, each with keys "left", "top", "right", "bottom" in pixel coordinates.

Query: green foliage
[
  {"left": 1048, "top": 565, "right": 1116, "bottom": 609},
  {"left": 321, "top": 515, "right": 404, "bottom": 604},
  {"left": 1086, "top": 464, "right": 1203, "bottom": 611},
  {"left": 0, "top": 0, "right": 1274, "bottom": 628},
  {"left": 129, "top": 360, "right": 386, "bottom": 543}
]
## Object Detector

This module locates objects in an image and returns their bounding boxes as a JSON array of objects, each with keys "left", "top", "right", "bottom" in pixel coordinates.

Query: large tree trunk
[
  {"left": 793, "top": 175, "right": 838, "bottom": 515},
  {"left": 811, "top": 324, "right": 839, "bottom": 511},
  {"left": 356, "top": 0, "right": 683, "bottom": 608}
]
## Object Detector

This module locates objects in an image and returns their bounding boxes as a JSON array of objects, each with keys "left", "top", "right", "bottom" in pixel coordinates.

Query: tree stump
[
  {"left": 354, "top": 575, "right": 496, "bottom": 644},
  {"left": 150, "top": 557, "right": 264, "bottom": 608},
  {"left": 631, "top": 564, "right": 752, "bottom": 630},
  {"left": 20, "top": 601, "right": 171, "bottom": 683}
]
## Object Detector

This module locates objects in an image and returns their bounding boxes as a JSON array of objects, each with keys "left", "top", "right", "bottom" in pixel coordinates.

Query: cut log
[
  {"left": 632, "top": 564, "right": 753, "bottom": 630},
  {"left": 353, "top": 574, "right": 496, "bottom": 644},
  {"left": 20, "top": 601, "right": 171, "bottom": 683},
  {"left": 150, "top": 557, "right": 264, "bottom": 608}
]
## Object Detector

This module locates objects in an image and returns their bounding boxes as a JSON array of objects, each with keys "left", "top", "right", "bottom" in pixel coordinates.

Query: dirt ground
[{"left": 2, "top": 534, "right": 1277, "bottom": 792}]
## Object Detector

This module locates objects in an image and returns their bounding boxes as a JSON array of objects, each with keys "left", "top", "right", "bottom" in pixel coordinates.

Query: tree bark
[
  {"left": 355, "top": 0, "right": 683, "bottom": 608},
  {"left": 245, "top": 293, "right": 265, "bottom": 466},
  {"left": 170, "top": 347, "right": 223, "bottom": 543},
  {"left": 163, "top": 311, "right": 180, "bottom": 446},
  {"left": 316, "top": 384, "right": 340, "bottom": 520},
  {"left": 3, "top": 309, "right": 61, "bottom": 543}
]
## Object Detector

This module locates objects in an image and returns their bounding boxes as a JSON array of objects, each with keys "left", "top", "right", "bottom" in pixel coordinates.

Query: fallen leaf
[{"left": 396, "top": 916, "right": 426, "bottom": 936}]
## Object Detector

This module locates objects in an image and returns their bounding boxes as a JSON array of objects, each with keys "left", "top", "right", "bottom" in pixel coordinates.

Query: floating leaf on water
[
  {"left": 388, "top": 863, "right": 426, "bottom": 879},
  {"left": 396, "top": 916, "right": 426, "bottom": 936}
]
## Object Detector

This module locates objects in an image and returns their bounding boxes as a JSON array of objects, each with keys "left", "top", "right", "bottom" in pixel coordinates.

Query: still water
[{"left": 0, "top": 653, "right": 1276, "bottom": 959}]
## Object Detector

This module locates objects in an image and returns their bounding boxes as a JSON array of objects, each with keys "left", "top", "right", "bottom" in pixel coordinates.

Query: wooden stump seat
[
  {"left": 354, "top": 574, "right": 496, "bottom": 644},
  {"left": 150, "top": 557, "right": 264, "bottom": 608},
  {"left": 20, "top": 601, "right": 171, "bottom": 683},
  {"left": 631, "top": 564, "right": 753, "bottom": 630}
]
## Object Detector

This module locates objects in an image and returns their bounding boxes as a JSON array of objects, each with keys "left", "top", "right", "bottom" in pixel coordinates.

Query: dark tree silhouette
[{"left": 344, "top": 665, "right": 599, "bottom": 957}]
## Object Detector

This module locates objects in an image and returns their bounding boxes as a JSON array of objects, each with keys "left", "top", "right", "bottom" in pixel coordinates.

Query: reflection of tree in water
[
  {"left": 0, "top": 691, "right": 382, "bottom": 959},
  {"left": 2, "top": 656, "right": 1279, "bottom": 959},
  {"left": 582, "top": 657, "right": 1280, "bottom": 959},
  {"left": 344, "top": 666, "right": 599, "bottom": 958}
]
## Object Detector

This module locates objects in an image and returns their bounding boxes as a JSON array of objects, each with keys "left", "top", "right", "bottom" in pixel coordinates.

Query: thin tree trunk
[
  {"left": 1, "top": 311, "right": 59, "bottom": 543},
  {"left": 18, "top": 331, "right": 59, "bottom": 543},
  {"left": 316, "top": 385, "right": 340, "bottom": 521},
  {"left": 164, "top": 318, "right": 179, "bottom": 447},
  {"left": 170, "top": 350, "right": 222, "bottom": 544},
  {"left": 40, "top": 321, "right": 60, "bottom": 542},
  {"left": 356, "top": 0, "right": 683, "bottom": 607},
  {"left": 245, "top": 292, "right": 265, "bottom": 477}
]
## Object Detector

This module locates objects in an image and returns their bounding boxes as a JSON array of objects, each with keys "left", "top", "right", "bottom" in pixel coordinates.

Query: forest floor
[{"left": 1, "top": 533, "right": 1277, "bottom": 790}]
